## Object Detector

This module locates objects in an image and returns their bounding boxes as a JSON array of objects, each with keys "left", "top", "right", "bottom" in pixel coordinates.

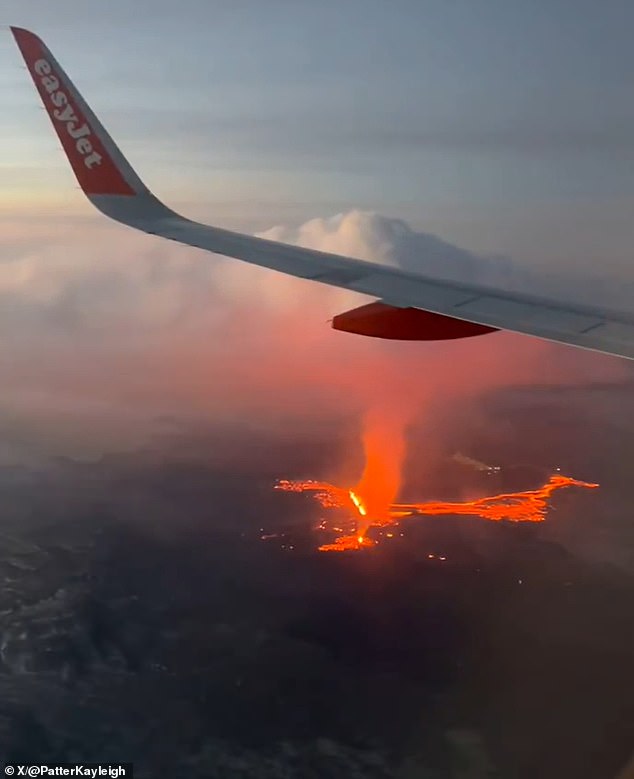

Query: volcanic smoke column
[{"left": 351, "top": 408, "right": 408, "bottom": 536}]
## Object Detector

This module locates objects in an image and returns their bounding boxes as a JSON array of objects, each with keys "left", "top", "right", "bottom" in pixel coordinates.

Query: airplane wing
[{"left": 10, "top": 26, "right": 634, "bottom": 359}]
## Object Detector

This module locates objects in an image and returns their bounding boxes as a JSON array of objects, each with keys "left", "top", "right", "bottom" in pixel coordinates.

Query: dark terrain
[{"left": 0, "top": 384, "right": 633, "bottom": 778}]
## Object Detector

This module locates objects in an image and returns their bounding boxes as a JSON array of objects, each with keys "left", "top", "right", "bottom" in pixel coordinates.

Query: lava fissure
[{"left": 275, "top": 473, "right": 599, "bottom": 552}]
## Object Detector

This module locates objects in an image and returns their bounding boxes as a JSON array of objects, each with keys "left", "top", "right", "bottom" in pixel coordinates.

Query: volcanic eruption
[{"left": 275, "top": 411, "right": 599, "bottom": 552}]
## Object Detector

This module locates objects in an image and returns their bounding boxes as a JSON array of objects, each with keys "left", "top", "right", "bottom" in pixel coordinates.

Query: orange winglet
[{"left": 11, "top": 27, "right": 135, "bottom": 196}]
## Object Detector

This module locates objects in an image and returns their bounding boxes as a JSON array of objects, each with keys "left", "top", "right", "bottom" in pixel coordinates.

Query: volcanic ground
[{"left": 0, "top": 382, "right": 633, "bottom": 778}]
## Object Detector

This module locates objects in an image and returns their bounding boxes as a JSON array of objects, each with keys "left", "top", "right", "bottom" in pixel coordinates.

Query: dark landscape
[{"left": 0, "top": 382, "right": 633, "bottom": 778}]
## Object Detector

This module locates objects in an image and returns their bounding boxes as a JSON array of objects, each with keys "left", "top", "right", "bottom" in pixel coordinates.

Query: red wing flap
[
  {"left": 332, "top": 301, "right": 499, "bottom": 340},
  {"left": 11, "top": 27, "right": 135, "bottom": 196}
]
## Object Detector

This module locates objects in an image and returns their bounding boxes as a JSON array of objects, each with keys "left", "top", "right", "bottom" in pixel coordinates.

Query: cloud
[{"left": 0, "top": 209, "right": 629, "bottom": 463}]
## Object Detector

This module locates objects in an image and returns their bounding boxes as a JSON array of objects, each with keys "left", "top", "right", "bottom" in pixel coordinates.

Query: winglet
[{"left": 11, "top": 27, "right": 147, "bottom": 197}]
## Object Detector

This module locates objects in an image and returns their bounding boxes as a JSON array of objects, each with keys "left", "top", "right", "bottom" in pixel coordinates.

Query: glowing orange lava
[
  {"left": 351, "top": 408, "right": 407, "bottom": 537},
  {"left": 275, "top": 473, "right": 599, "bottom": 552},
  {"left": 392, "top": 474, "right": 598, "bottom": 523}
]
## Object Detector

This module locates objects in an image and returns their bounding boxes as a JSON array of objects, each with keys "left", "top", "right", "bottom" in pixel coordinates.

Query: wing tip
[
  {"left": 10, "top": 26, "right": 41, "bottom": 46},
  {"left": 11, "top": 25, "right": 143, "bottom": 199}
]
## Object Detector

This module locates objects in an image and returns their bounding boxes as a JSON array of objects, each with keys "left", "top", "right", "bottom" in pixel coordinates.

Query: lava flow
[
  {"left": 274, "top": 474, "right": 599, "bottom": 552},
  {"left": 274, "top": 409, "right": 598, "bottom": 551}
]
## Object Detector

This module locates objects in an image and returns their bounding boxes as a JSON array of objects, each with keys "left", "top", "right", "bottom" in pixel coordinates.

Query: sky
[
  {"left": 2, "top": 0, "right": 634, "bottom": 463},
  {"left": 3, "top": 0, "right": 634, "bottom": 265}
]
